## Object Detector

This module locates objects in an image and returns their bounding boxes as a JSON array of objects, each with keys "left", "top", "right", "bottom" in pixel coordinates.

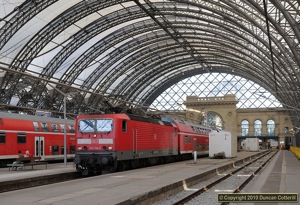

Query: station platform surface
[
  {"left": 243, "top": 150, "right": 300, "bottom": 205},
  {"left": 0, "top": 154, "right": 75, "bottom": 161},
  {"left": 0, "top": 162, "right": 75, "bottom": 183},
  {"left": 0, "top": 150, "right": 298, "bottom": 205}
]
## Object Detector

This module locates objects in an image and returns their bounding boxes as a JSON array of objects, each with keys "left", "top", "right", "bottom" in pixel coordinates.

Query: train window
[
  {"left": 122, "top": 120, "right": 127, "bottom": 132},
  {"left": 51, "top": 123, "right": 59, "bottom": 132},
  {"left": 78, "top": 119, "right": 113, "bottom": 133},
  {"left": 60, "top": 124, "right": 65, "bottom": 133},
  {"left": 61, "top": 146, "right": 68, "bottom": 155},
  {"left": 185, "top": 136, "right": 191, "bottom": 143},
  {"left": 52, "top": 145, "right": 59, "bottom": 155},
  {"left": 41, "top": 122, "right": 49, "bottom": 132},
  {"left": 0, "top": 131, "right": 6, "bottom": 144},
  {"left": 96, "top": 119, "right": 113, "bottom": 132},
  {"left": 68, "top": 125, "right": 75, "bottom": 133},
  {"left": 70, "top": 145, "right": 76, "bottom": 154},
  {"left": 17, "top": 133, "right": 26, "bottom": 144},
  {"left": 33, "top": 121, "right": 40, "bottom": 132},
  {"left": 78, "top": 119, "right": 95, "bottom": 132},
  {"left": 191, "top": 126, "right": 196, "bottom": 132}
]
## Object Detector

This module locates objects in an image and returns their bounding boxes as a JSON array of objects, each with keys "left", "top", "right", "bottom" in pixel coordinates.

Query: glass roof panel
[
  {"left": 0, "top": 0, "right": 80, "bottom": 65},
  {"left": 150, "top": 72, "right": 282, "bottom": 111}
]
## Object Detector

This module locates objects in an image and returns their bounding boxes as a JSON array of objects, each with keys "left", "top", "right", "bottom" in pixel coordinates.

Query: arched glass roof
[
  {"left": 150, "top": 72, "right": 282, "bottom": 110},
  {"left": 0, "top": 0, "right": 299, "bottom": 128}
]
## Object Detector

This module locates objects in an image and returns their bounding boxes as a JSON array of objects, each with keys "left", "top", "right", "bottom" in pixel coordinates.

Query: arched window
[
  {"left": 267, "top": 119, "right": 275, "bottom": 136},
  {"left": 201, "top": 112, "right": 223, "bottom": 130},
  {"left": 241, "top": 120, "right": 249, "bottom": 136},
  {"left": 254, "top": 120, "right": 262, "bottom": 136}
]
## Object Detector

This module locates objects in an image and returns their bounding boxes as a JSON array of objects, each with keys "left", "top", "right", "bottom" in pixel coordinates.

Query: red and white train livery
[{"left": 0, "top": 112, "right": 75, "bottom": 159}]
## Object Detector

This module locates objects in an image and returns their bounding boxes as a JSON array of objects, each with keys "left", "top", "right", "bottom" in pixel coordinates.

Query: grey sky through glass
[{"left": 150, "top": 73, "right": 282, "bottom": 111}]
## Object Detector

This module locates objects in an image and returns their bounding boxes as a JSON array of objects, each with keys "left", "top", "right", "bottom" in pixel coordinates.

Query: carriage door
[{"left": 35, "top": 136, "right": 45, "bottom": 160}]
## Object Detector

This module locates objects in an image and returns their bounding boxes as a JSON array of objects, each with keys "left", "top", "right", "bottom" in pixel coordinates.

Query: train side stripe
[
  {"left": 77, "top": 139, "right": 91, "bottom": 144},
  {"left": 99, "top": 139, "right": 113, "bottom": 144}
]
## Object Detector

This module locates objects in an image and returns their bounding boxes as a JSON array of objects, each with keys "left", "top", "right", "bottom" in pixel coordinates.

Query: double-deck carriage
[
  {"left": 162, "top": 118, "right": 210, "bottom": 159},
  {"left": 0, "top": 112, "right": 76, "bottom": 159}
]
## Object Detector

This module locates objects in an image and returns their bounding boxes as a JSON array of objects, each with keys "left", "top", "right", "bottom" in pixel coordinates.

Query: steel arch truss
[{"left": 0, "top": 0, "right": 300, "bottom": 127}]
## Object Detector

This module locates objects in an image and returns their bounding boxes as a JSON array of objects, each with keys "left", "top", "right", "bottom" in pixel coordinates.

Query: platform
[
  {"left": 0, "top": 150, "right": 298, "bottom": 205},
  {"left": 242, "top": 150, "right": 300, "bottom": 205},
  {"left": 0, "top": 154, "right": 75, "bottom": 168},
  {"left": 0, "top": 154, "right": 75, "bottom": 161}
]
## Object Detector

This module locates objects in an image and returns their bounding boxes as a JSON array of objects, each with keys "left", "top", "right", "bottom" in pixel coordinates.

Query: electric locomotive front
[{"left": 74, "top": 114, "right": 118, "bottom": 175}]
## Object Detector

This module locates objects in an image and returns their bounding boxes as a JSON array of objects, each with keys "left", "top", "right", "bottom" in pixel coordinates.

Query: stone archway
[
  {"left": 201, "top": 111, "right": 223, "bottom": 130},
  {"left": 184, "top": 94, "right": 238, "bottom": 136}
]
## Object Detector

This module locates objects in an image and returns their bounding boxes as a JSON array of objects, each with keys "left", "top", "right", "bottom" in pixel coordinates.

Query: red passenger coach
[
  {"left": 162, "top": 117, "right": 210, "bottom": 157},
  {"left": 177, "top": 121, "right": 210, "bottom": 156},
  {"left": 0, "top": 112, "right": 75, "bottom": 159},
  {"left": 74, "top": 113, "right": 177, "bottom": 175}
]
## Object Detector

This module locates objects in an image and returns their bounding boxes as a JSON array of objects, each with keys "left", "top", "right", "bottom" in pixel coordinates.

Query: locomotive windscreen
[{"left": 78, "top": 119, "right": 113, "bottom": 132}]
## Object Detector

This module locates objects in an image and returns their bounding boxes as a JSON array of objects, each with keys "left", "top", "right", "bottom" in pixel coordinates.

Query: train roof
[
  {"left": 161, "top": 117, "right": 211, "bottom": 129},
  {"left": 77, "top": 113, "right": 174, "bottom": 127},
  {"left": 0, "top": 111, "right": 74, "bottom": 124}
]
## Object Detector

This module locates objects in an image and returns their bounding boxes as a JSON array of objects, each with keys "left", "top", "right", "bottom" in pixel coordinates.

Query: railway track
[{"left": 153, "top": 150, "right": 277, "bottom": 205}]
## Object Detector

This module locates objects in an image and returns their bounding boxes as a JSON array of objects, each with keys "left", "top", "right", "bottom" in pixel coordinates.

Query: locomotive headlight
[
  {"left": 108, "top": 146, "right": 112, "bottom": 150},
  {"left": 94, "top": 134, "right": 97, "bottom": 138},
  {"left": 78, "top": 146, "right": 82, "bottom": 150}
]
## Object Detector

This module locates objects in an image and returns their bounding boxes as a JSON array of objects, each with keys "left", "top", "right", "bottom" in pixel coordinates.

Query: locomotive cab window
[
  {"left": 79, "top": 119, "right": 113, "bottom": 133},
  {"left": 17, "top": 132, "right": 26, "bottom": 144},
  {"left": 96, "top": 119, "right": 113, "bottom": 132},
  {"left": 0, "top": 131, "right": 6, "bottom": 144},
  {"left": 122, "top": 120, "right": 127, "bottom": 132}
]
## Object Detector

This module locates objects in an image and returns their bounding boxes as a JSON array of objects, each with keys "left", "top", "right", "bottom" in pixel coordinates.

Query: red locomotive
[
  {"left": 74, "top": 113, "right": 211, "bottom": 175},
  {"left": 0, "top": 112, "right": 76, "bottom": 159}
]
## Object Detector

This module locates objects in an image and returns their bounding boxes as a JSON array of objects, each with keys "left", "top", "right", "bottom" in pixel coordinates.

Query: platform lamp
[
  {"left": 48, "top": 83, "right": 78, "bottom": 166},
  {"left": 62, "top": 91, "right": 79, "bottom": 166}
]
